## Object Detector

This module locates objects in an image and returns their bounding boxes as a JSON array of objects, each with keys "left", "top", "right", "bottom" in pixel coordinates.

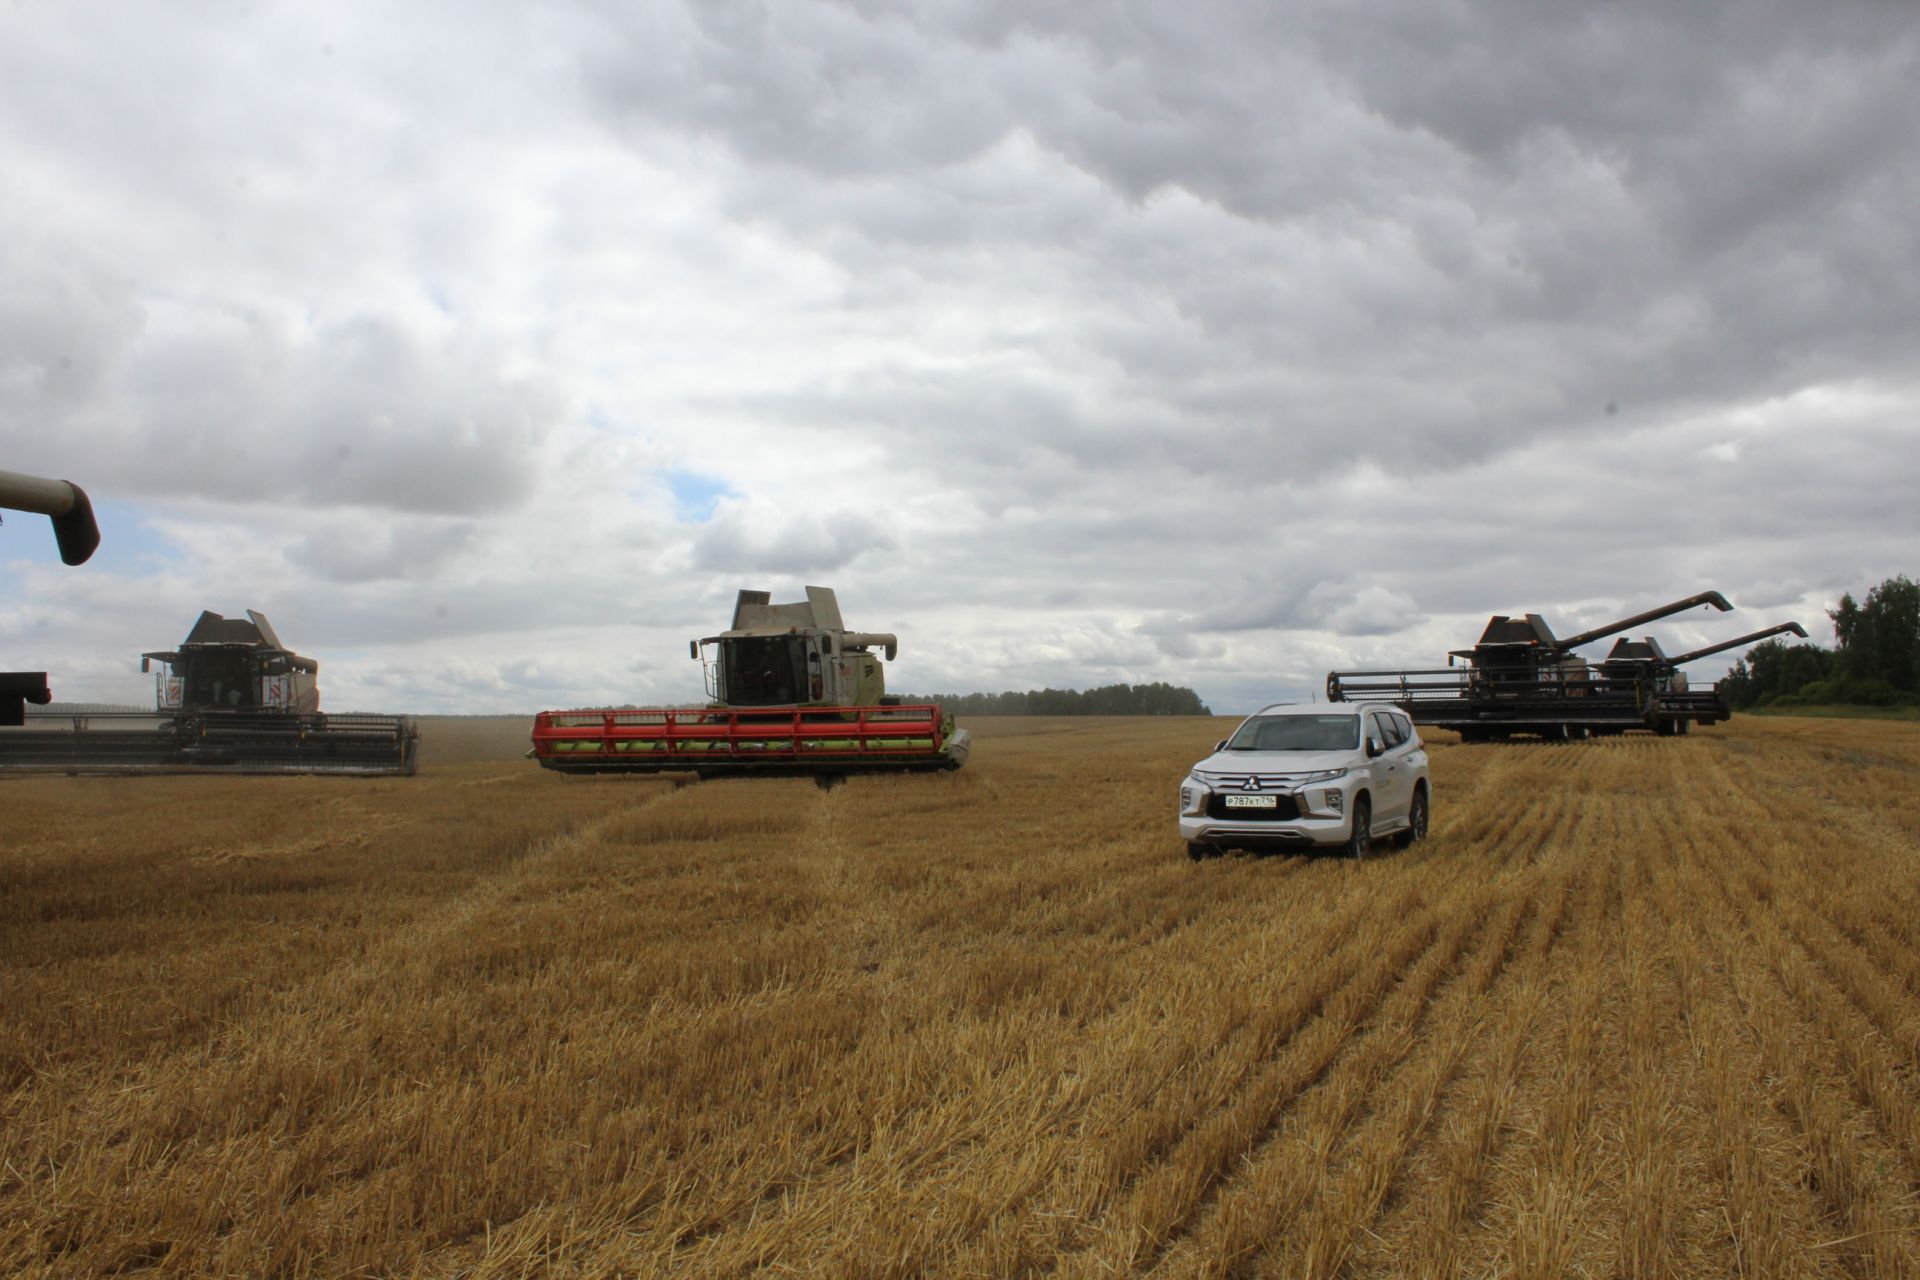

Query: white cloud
[{"left": 4, "top": 0, "right": 1917, "bottom": 715}]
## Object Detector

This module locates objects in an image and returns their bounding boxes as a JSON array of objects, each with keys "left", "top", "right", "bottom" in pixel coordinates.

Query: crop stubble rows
[{"left": 2, "top": 713, "right": 1918, "bottom": 1276}]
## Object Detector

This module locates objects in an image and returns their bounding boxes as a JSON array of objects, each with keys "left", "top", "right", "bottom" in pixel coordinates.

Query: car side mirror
[
  {"left": 1367, "top": 737, "right": 1385, "bottom": 758},
  {"left": 1214, "top": 740, "right": 1228, "bottom": 752}
]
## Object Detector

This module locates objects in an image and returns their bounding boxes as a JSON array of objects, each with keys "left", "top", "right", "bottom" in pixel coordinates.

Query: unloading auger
[
  {"left": 530, "top": 586, "right": 971, "bottom": 779},
  {"left": 1, "top": 467, "right": 99, "bottom": 726}
]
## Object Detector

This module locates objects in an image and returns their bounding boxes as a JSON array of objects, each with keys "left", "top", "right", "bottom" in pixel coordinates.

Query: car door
[
  {"left": 1396, "top": 711, "right": 1428, "bottom": 788},
  {"left": 1361, "top": 710, "right": 1400, "bottom": 826},
  {"left": 1369, "top": 709, "right": 1415, "bottom": 826}
]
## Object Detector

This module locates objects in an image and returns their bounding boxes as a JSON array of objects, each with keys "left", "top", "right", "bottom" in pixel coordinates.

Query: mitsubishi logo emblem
[{"left": 1241, "top": 775, "right": 1262, "bottom": 792}]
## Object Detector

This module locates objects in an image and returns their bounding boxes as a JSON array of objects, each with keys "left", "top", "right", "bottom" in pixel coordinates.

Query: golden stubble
[{"left": 2, "top": 713, "right": 1918, "bottom": 1277}]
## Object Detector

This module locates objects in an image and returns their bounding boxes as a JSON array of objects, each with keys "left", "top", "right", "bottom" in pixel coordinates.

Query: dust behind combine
[{"left": 5, "top": 715, "right": 1919, "bottom": 1276}]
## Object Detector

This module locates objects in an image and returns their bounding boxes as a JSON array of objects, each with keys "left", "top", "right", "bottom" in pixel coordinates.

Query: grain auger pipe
[
  {"left": 1555, "top": 590, "right": 1733, "bottom": 651},
  {"left": 1665, "top": 621, "right": 1809, "bottom": 666},
  {"left": 0, "top": 468, "right": 100, "bottom": 566},
  {"left": 2, "top": 466, "right": 100, "bottom": 726}
]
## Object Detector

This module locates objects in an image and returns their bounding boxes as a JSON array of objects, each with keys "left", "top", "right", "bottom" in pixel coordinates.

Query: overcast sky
[{"left": 4, "top": 0, "right": 1917, "bottom": 715}]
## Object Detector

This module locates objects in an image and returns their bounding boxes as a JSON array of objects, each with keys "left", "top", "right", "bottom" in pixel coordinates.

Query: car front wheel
[{"left": 1343, "top": 796, "right": 1374, "bottom": 860}]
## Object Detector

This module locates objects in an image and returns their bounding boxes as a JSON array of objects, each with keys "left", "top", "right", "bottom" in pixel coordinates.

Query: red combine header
[{"left": 531, "top": 586, "right": 970, "bottom": 780}]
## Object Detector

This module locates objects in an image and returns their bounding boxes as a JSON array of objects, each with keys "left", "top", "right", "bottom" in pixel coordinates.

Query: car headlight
[
  {"left": 1298, "top": 767, "right": 1350, "bottom": 783},
  {"left": 1190, "top": 769, "right": 1219, "bottom": 784}
]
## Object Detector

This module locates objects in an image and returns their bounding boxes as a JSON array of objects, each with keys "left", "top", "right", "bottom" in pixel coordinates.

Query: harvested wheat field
[{"left": 4, "top": 713, "right": 1919, "bottom": 1278}]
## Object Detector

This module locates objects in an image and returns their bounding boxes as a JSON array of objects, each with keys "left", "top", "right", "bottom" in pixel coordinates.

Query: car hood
[{"left": 1193, "top": 749, "right": 1356, "bottom": 776}]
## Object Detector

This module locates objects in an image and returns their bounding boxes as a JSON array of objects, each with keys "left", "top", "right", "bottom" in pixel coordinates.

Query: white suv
[{"left": 1179, "top": 703, "right": 1430, "bottom": 859}]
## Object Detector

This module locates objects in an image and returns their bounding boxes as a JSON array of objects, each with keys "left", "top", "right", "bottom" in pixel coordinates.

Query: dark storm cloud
[
  {"left": 6, "top": 0, "right": 1918, "bottom": 712},
  {"left": 581, "top": 0, "right": 1920, "bottom": 481}
]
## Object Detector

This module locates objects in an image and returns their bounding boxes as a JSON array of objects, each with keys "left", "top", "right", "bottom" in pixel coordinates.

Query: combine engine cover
[
  {"left": 531, "top": 585, "right": 971, "bottom": 779},
  {"left": 0, "top": 609, "right": 419, "bottom": 776}
]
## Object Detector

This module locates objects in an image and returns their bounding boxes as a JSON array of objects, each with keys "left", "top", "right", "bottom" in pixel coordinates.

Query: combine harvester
[
  {"left": 2, "top": 466, "right": 100, "bottom": 726},
  {"left": 1327, "top": 591, "right": 1803, "bottom": 740},
  {"left": 532, "top": 586, "right": 970, "bottom": 781},
  {"left": 0, "top": 609, "right": 420, "bottom": 775},
  {"left": 1592, "top": 622, "right": 1810, "bottom": 733}
]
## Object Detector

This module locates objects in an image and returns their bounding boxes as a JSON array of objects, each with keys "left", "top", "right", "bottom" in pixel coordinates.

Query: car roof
[{"left": 1249, "top": 703, "right": 1362, "bottom": 718}]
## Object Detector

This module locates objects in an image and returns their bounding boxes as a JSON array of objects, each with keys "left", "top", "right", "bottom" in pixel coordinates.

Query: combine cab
[
  {"left": 1326, "top": 591, "right": 1773, "bottom": 740},
  {"left": 532, "top": 586, "right": 971, "bottom": 779},
  {"left": 0, "top": 610, "right": 419, "bottom": 775}
]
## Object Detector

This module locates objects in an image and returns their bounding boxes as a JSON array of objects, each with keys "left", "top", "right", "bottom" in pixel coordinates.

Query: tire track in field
[
  {"left": 1368, "top": 739, "right": 1653, "bottom": 1278},
  {"left": 1067, "top": 757, "right": 1599, "bottom": 1278},
  {"left": 1656, "top": 874, "right": 1830, "bottom": 1278},
  {"left": 1679, "top": 736, "right": 1920, "bottom": 1110},
  {"left": 1706, "top": 728, "right": 1920, "bottom": 879},
  {"left": 1694, "top": 733, "right": 1920, "bottom": 1012},
  {"left": 1463, "top": 839, "right": 1624, "bottom": 1279},
  {"left": 1441, "top": 739, "right": 1610, "bottom": 872},
  {"left": 1228, "top": 840, "right": 1589, "bottom": 1280},
  {"left": 1687, "top": 885, "right": 1920, "bottom": 1278},
  {"left": 1756, "top": 908, "right": 1920, "bottom": 1185},
  {"left": 674, "top": 871, "right": 1450, "bottom": 1274},
  {"left": 1265, "top": 748, "right": 1594, "bottom": 1276},
  {"left": 1057, "top": 901, "right": 1469, "bottom": 1277},
  {"left": 1201, "top": 876, "right": 1549, "bottom": 1279},
  {"left": 1827, "top": 911, "right": 1920, "bottom": 1022},
  {"left": 1398, "top": 821, "right": 1619, "bottom": 1278},
  {"left": 1665, "top": 743, "right": 1920, "bottom": 1279},
  {"left": 1685, "top": 821, "right": 1920, "bottom": 1205},
  {"left": 644, "top": 791, "right": 1389, "bottom": 1269},
  {"left": 4, "top": 780, "right": 687, "bottom": 1276},
  {"left": 700, "top": 788, "right": 1513, "bottom": 1272}
]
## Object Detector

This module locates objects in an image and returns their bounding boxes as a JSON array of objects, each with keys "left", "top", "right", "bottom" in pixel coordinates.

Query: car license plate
[{"left": 1223, "top": 794, "right": 1277, "bottom": 809}]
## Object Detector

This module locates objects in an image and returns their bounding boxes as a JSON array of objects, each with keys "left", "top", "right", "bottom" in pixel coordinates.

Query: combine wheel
[
  {"left": 1342, "top": 796, "right": 1375, "bottom": 860},
  {"left": 1398, "top": 787, "right": 1429, "bottom": 847}
]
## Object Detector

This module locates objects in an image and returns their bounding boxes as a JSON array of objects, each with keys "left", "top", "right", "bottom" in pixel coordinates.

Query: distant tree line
[
  {"left": 1719, "top": 575, "right": 1919, "bottom": 709},
  {"left": 903, "top": 682, "right": 1212, "bottom": 716}
]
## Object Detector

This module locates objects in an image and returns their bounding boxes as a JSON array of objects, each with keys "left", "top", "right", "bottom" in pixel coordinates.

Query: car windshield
[{"left": 1226, "top": 714, "right": 1361, "bottom": 751}]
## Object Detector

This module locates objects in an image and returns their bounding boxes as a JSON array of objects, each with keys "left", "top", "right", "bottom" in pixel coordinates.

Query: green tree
[
  {"left": 1719, "top": 639, "right": 1836, "bottom": 708},
  {"left": 1829, "top": 575, "right": 1920, "bottom": 693}
]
